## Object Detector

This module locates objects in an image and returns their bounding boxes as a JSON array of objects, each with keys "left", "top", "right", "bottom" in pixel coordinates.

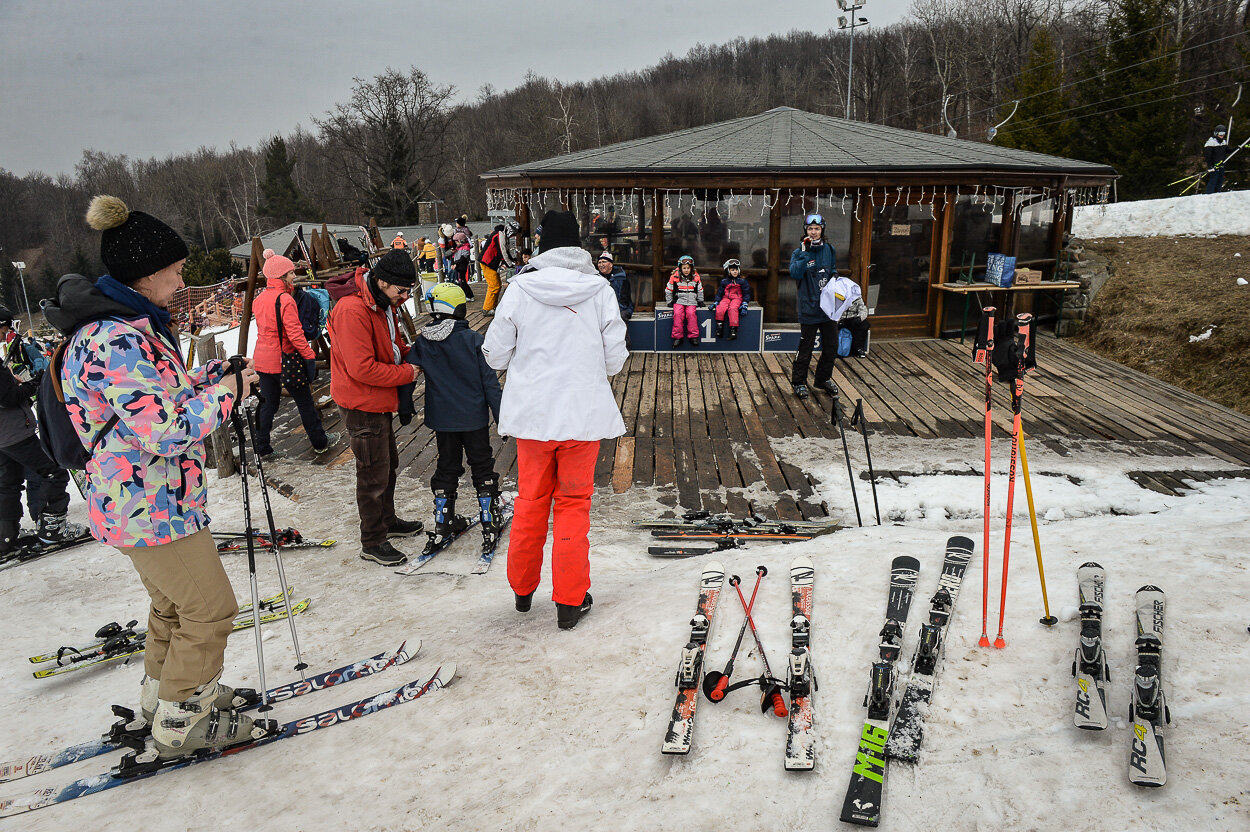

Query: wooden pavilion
[{"left": 480, "top": 107, "right": 1116, "bottom": 338}]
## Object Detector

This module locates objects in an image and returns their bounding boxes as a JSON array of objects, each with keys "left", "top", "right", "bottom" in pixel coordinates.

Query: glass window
[
  {"left": 868, "top": 203, "right": 933, "bottom": 317},
  {"left": 1017, "top": 199, "right": 1055, "bottom": 264},
  {"left": 660, "top": 192, "right": 771, "bottom": 305},
  {"left": 776, "top": 194, "right": 854, "bottom": 324},
  {"left": 950, "top": 194, "right": 1005, "bottom": 281},
  {"left": 573, "top": 192, "right": 653, "bottom": 267}
]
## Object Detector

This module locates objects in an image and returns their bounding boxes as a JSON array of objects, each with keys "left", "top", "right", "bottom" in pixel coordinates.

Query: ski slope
[{"left": 1, "top": 435, "right": 1246, "bottom": 830}]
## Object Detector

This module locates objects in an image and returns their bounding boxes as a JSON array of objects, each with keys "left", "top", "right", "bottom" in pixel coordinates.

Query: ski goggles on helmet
[
  {"left": 805, "top": 213, "right": 825, "bottom": 226},
  {"left": 677, "top": 255, "right": 695, "bottom": 265},
  {"left": 723, "top": 258, "right": 741, "bottom": 270}
]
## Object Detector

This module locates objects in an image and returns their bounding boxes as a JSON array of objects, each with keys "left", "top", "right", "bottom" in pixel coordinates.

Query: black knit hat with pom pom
[{"left": 86, "top": 195, "right": 189, "bottom": 283}]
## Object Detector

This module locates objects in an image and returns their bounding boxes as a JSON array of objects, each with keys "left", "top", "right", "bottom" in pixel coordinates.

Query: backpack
[
  {"left": 481, "top": 232, "right": 503, "bottom": 270},
  {"left": 293, "top": 287, "right": 325, "bottom": 342},
  {"left": 36, "top": 324, "right": 120, "bottom": 470}
]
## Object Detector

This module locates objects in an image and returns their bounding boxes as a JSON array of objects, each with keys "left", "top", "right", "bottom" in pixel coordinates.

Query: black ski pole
[
  {"left": 731, "top": 566, "right": 788, "bottom": 718},
  {"left": 702, "top": 567, "right": 765, "bottom": 702},
  {"left": 243, "top": 399, "right": 308, "bottom": 680},
  {"left": 831, "top": 388, "right": 862, "bottom": 527},
  {"left": 851, "top": 399, "right": 881, "bottom": 525},
  {"left": 227, "top": 356, "right": 269, "bottom": 711}
]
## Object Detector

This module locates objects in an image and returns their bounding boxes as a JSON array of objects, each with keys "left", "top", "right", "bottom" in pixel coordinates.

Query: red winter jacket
[
  {"left": 327, "top": 269, "right": 412, "bottom": 413},
  {"left": 252, "top": 278, "right": 315, "bottom": 374}
]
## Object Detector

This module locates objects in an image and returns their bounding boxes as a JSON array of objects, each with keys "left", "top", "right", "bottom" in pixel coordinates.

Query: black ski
[
  {"left": 886, "top": 536, "right": 974, "bottom": 763},
  {"left": 647, "top": 539, "right": 743, "bottom": 559},
  {"left": 1072, "top": 562, "right": 1110, "bottom": 731},
  {"left": 839, "top": 555, "right": 920, "bottom": 827},
  {"left": 0, "top": 531, "right": 94, "bottom": 571},
  {"left": 1128, "top": 585, "right": 1169, "bottom": 787}
]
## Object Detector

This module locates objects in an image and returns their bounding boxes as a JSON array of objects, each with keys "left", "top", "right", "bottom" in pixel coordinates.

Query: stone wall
[{"left": 1055, "top": 236, "right": 1112, "bottom": 337}]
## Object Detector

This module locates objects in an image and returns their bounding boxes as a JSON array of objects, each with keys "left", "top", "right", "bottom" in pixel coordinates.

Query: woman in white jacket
[{"left": 482, "top": 211, "right": 628, "bottom": 630}]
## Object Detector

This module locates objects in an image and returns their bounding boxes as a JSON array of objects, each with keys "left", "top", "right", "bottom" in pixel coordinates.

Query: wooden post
[
  {"left": 1047, "top": 189, "right": 1069, "bottom": 279},
  {"left": 931, "top": 197, "right": 957, "bottom": 337},
  {"left": 309, "top": 228, "right": 324, "bottom": 272},
  {"left": 205, "top": 339, "right": 236, "bottom": 477},
  {"left": 765, "top": 191, "right": 782, "bottom": 324},
  {"left": 651, "top": 190, "right": 665, "bottom": 308},
  {"left": 398, "top": 305, "right": 418, "bottom": 342},
  {"left": 237, "top": 236, "right": 262, "bottom": 356},
  {"left": 851, "top": 190, "right": 874, "bottom": 300},
  {"left": 321, "top": 222, "right": 338, "bottom": 267},
  {"left": 368, "top": 219, "right": 384, "bottom": 250}
]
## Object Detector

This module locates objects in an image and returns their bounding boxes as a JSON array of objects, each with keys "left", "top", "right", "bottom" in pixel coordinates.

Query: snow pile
[
  {"left": 1073, "top": 190, "right": 1250, "bottom": 238},
  {"left": 1189, "top": 326, "right": 1217, "bottom": 343},
  {"left": 2, "top": 439, "right": 1249, "bottom": 830}
]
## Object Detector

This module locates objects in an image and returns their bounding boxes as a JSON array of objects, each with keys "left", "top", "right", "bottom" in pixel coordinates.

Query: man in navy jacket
[{"left": 788, "top": 213, "right": 839, "bottom": 399}]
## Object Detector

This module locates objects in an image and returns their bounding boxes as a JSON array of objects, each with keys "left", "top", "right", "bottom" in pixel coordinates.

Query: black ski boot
[
  {"left": 689, "top": 336, "right": 701, "bottom": 348},
  {"left": 716, "top": 320, "right": 726, "bottom": 338},
  {"left": 557, "top": 593, "right": 594, "bottom": 630},
  {"left": 36, "top": 513, "right": 88, "bottom": 545},
  {"left": 729, "top": 325, "right": 738, "bottom": 340},
  {"left": 477, "top": 481, "right": 504, "bottom": 556},
  {"left": 423, "top": 490, "right": 468, "bottom": 556},
  {"left": 793, "top": 384, "right": 810, "bottom": 400},
  {"left": 672, "top": 337, "right": 683, "bottom": 348},
  {"left": 0, "top": 519, "right": 17, "bottom": 556},
  {"left": 816, "top": 379, "right": 839, "bottom": 396}
]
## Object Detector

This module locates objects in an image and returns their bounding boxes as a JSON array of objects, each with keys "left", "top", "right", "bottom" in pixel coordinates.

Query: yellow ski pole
[{"left": 1018, "top": 433, "right": 1057, "bottom": 625}]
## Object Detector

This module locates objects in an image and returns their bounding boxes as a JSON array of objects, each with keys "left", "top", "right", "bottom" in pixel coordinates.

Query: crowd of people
[{"left": 13, "top": 195, "right": 869, "bottom": 765}]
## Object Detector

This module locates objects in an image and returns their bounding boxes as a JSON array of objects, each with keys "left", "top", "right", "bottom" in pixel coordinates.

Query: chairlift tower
[{"left": 837, "top": 0, "right": 870, "bottom": 121}]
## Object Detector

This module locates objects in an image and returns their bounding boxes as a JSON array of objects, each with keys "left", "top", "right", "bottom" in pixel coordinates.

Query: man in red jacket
[{"left": 328, "top": 250, "right": 424, "bottom": 566}]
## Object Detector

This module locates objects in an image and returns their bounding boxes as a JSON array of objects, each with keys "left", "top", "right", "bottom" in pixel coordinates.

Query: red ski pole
[
  {"left": 994, "top": 313, "right": 1033, "bottom": 648},
  {"left": 975, "top": 307, "right": 995, "bottom": 648},
  {"left": 732, "top": 568, "right": 788, "bottom": 718},
  {"left": 701, "top": 567, "right": 765, "bottom": 702}
]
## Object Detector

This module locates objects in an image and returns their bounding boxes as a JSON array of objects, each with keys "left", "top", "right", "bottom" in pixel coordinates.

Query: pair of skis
[
  {"left": 646, "top": 516, "right": 840, "bottom": 559},
  {"left": 0, "top": 644, "right": 456, "bottom": 818},
  {"left": 975, "top": 307, "right": 1036, "bottom": 649},
  {"left": 660, "top": 557, "right": 817, "bottom": 771},
  {"left": 213, "top": 527, "right": 337, "bottom": 552},
  {"left": 394, "top": 500, "right": 513, "bottom": 576},
  {"left": 840, "top": 537, "right": 973, "bottom": 827},
  {"left": 0, "top": 530, "right": 95, "bottom": 571},
  {"left": 1072, "top": 564, "right": 1170, "bottom": 787}
]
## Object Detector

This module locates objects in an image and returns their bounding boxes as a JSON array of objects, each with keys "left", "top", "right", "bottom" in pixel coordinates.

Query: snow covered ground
[
  {"left": 1074, "top": 189, "right": 1250, "bottom": 238},
  {"left": 2, "top": 436, "right": 1247, "bottom": 830}
]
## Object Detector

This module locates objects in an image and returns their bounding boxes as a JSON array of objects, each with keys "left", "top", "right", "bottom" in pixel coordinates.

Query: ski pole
[
  {"left": 831, "top": 388, "right": 862, "bottom": 527},
  {"left": 975, "top": 307, "right": 995, "bottom": 648},
  {"left": 227, "top": 357, "right": 269, "bottom": 711},
  {"left": 1017, "top": 433, "right": 1057, "bottom": 626},
  {"left": 994, "top": 314, "right": 1032, "bottom": 648},
  {"left": 702, "top": 567, "right": 764, "bottom": 702},
  {"left": 732, "top": 567, "right": 788, "bottom": 718},
  {"left": 244, "top": 399, "right": 308, "bottom": 680},
  {"left": 850, "top": 399, "right": 881, "bottom": 525}
]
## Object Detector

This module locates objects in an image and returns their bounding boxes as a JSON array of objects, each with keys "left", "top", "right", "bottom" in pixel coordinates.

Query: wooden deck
[{"left": 259, "top": 298, "right": 1250, "bottom": 521}]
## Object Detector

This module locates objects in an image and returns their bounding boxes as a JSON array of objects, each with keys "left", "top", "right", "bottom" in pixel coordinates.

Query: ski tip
[
  {"left": 947, "top": 535, "right": 975, "bottom": 551},
  {"left": 1079, "top": 561, "right": 1103, "bottom": 569},
  {"left": 1137, "top": 585, "right": 1164, "bottom": 594},
  {"left": 892, "top": 555, "right": 921, "bottom": 571}
]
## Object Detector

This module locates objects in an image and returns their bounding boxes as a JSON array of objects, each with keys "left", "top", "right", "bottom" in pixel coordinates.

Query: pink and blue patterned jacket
[{"left": 61, "top": 316, "right": 234, "bottom": 547}]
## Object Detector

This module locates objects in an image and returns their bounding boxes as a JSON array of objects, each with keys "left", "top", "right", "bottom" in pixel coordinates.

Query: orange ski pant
[{"left": 507, "top": 438, "right": 599, "bottom": 606}]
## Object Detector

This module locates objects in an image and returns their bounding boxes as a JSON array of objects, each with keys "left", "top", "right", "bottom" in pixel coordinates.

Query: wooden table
[{"left": 935, "top": 280, "right": 1082, "bottom": 341}]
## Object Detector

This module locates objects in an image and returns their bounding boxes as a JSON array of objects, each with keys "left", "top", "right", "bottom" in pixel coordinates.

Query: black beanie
[
  {"left": 538, "top": 210, "right": 580, "bottom": 253},
  {"left": 85, "top": 195, "right": 189, "bottom": 284},
  {"left": 371, "top": 249, "right": 417, "bottom": 287},
  {"left": 0, "top": 307, "right": 12, "bottom": 325}
]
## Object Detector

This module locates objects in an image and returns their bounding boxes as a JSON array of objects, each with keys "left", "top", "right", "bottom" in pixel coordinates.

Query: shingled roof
[{"left": 483, "top": 107, "right": 1115, "bottom": 178}]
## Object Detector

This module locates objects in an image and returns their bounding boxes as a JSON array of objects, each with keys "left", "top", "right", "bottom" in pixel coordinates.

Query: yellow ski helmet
[{"left": 426, "top": 282, "right": 467, "bottom": 317}]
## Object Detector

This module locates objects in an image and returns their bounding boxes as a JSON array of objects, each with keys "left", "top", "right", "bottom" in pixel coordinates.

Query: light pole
[
  {"left": 838, "top": 0, "right": 870, "bottom": 120},
  {"left": 11, "top": 261, "right": 32, "bottom": 334}
]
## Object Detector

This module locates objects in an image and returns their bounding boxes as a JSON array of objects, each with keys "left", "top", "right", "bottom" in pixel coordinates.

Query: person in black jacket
[
  {"left": 1204, "top": 124, "right": 1231, "bottom": 194},
  {"left": 406, "top": 283, "right": 504, "bottom": 555},
  {"left": 595, "top": 251, "right": 633, "bottom": 321}
]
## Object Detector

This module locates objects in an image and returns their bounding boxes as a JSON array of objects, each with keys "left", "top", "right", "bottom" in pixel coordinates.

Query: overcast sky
[{"left": 0, "top": 0, "right": 909, "bottom": 178}]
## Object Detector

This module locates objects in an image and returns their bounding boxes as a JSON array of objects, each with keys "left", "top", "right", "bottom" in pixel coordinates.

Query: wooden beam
[
  {"left": 931, "top": 198, "right": 957, "bottom": 337},
  {"left": 852, "top": 190, "right": 873, "bottom": 298},
  {"left": 237, "top": 236, "right": 262, "bottom": 356},
  {"left": 651, "top": 190, "right": 665, "bottom": 307},
  {"left": 765, "top": 192, "right": 781, "bottom": 324},
  {"left": 207, "top": 340, "right": 236, "bottom": 477}
]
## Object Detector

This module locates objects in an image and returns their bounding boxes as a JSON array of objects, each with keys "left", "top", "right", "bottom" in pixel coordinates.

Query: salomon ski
[
  {"left": 1072, "top": 562, "right": 1110, "bottom": 731},
  {"left": 33, "top": 599, "right": 310, "bottom": 678},
  {"left": 839, "top": 555, "right": 920, "bottom": 827},
  {"left": 0, "top": 660, "right": 455, "bottom": 818},
  {"left": 661, "top": 561, "right": 726, "bottom": 755},
  {"left": 886, "top": 537, "right": 974, "bottom": 763},
  {"left": 1128, "top": 585, "right": 1169, "bottom": 787},
  {"left": 2, "top": 640, "right": 419, "bottom": 784},
  {"left": 784, "top": 556, "right": 816, "bottom": 771}
]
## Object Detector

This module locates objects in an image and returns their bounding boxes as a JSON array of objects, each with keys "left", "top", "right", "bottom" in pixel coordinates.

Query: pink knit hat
[{"left": 262, "top": 248, "right": 296, "bottom": 279}]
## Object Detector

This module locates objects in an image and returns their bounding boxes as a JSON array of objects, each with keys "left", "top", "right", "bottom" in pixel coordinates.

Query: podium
[{"left": 654, "top": 304, "right": 763, "bottom": 353}]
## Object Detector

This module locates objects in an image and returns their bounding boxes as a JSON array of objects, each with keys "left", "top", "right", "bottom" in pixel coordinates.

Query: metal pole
[
  {"left": 16, "top": 265, "right": 33, "bottom": 333},
  {"left": 846, "top": 18, "right": 855, "bottom": 120}
]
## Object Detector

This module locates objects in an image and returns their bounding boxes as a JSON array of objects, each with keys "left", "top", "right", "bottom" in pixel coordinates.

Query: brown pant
[
  {"left": 341, "top": 407, "right": 399, "bottom": 547},
  {"left": 118, "top": 528, "right": 239, "bottom": 701}
]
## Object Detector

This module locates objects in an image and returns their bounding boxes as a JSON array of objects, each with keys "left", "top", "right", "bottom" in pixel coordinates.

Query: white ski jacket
[
  {"left": 482, "top": 246, "right": 628, "bottom": 441},
  {"left": 819, "top": 276, "right": 867, "bottom": 322}
]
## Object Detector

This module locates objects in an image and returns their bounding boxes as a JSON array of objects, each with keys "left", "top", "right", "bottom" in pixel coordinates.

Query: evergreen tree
[
  {"left": 1074, "top": 0, "right": 1185, "bottom": 199},
  {"left": 182, "top": 246, "right": 236, "bottom": 287},
  {"left": 257, "top": 136, "right": 318, "bottom": 224},
  {"left": 996, "top": 30, "right": 1076, "bottom": 157}
]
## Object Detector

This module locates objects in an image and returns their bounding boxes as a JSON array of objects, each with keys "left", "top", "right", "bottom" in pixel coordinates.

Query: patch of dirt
[{"left": 1075, "top": 236, "right": 1250, "bottom": 415}]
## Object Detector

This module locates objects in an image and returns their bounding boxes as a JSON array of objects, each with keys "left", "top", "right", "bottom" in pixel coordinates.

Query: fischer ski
[
  {"left": 2, "top": 640, "right": 419, "bottom": 784},
  {"left": 1128, "top": 585, "right": 1169, "bottom": 787},
  {"left": 32, "top": 599, "right": 310, "bottom": 678},
  {"left": 1072, "top": 562, "right": 1110, "bottom": 731},
  {"left": 0, "top": 660, "right": 456, "bottom": 818},
  {"left": 784, "top": 556, "right": 816, "bottom": 771},
  {"left": 886, "top": 536, "right": 974, "bottom": 763},
  {"left": 839, "top": 555, "right": 920, "bottom": 827},
  {"left": 29, "top": 588, "right": 296, "bottom": 664},
  {"left": 661, "top": 561, "right": 726, "bottom": 755}
]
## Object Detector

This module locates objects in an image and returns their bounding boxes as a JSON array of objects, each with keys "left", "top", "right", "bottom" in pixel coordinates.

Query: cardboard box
[{"left": 1014, "top": 268, "right": 1043, "bottom": 285}]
